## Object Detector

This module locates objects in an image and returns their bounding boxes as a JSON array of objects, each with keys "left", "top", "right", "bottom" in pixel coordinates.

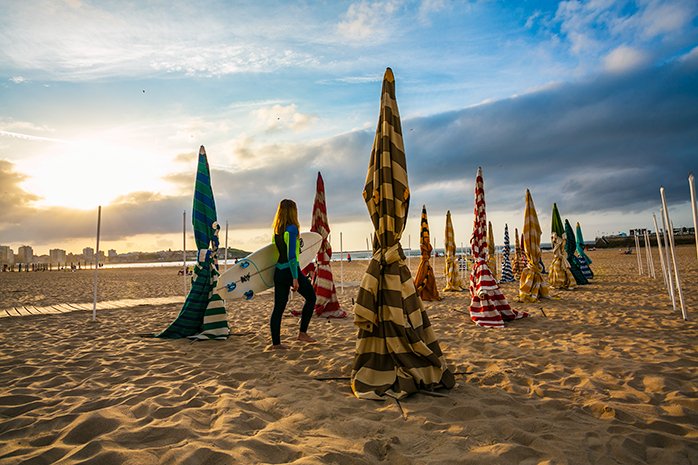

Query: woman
[{"left": 270, "top": 199, "right": 316, "bottom": 349}]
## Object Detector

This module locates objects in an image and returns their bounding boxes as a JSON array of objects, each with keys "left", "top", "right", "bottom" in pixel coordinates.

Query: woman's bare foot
[
  {"left": 271, "top": 344, "right": 288, "bottom": 350},
  {"left": 297, "top": 332, "right": 316, "bottom": 343}
]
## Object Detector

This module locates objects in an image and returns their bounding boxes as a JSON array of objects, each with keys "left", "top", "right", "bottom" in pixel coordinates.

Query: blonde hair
[{"left": 272, "top": 199, "right": 300, "bottom": 235}]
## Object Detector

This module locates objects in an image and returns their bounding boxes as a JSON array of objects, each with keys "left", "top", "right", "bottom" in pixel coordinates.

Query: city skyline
[{"left": 1, "top": 1, "right": 697, "bottom": 254}]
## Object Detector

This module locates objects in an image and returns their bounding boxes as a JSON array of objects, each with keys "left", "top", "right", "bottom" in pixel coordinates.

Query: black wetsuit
[{"left": 270, "top": 225, "right": 315, "bottom": 345}]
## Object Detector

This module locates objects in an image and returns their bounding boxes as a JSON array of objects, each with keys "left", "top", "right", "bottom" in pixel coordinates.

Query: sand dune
[{"left": 0, "top": 247, "right": 696, "bottom": 464}]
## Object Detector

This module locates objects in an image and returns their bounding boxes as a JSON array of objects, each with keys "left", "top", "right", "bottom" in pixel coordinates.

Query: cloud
[
  {"left": 603, "top": 45, "right": 648, "bottom": 73},
  {"left": 336, "top": 0, "right": 400, "bottom": 44},
  {"left": 252, "top": 104, "right": 317, "bottom": 133},
  {"left": 9, "top": 76, "right": 26, "bottom": 84}
]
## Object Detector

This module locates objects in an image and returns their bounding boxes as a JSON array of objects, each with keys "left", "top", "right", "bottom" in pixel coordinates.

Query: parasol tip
[
  {"left": 384, "top": 67, "right": 395, "bottom": 82},
  {"left": 199, "top": 145, "right": 206, "bottom": 155}
]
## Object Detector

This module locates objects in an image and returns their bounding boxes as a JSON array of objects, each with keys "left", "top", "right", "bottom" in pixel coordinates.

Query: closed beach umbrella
[
  {"left": 487, "top": 221, "right": 497, "bottom": 281},
  {"left": 519, "top": 189, "right": 550, "bottom": 302},
  {"left": 520, "top": 232, "right": 529, "bottom": 268},
  {"left": 443, "top": 210, "right": 464, "bottom": 291},
  {"left": 309, "top": 172, "right": 346, "bottom": 318},
  {"left": 468, "top": 167, "right": 527, "bottom": 327},
  {"left": 156, "top": 146, "right": 229, "bottom": 339},
  {"left": 351, "top": 68, "right": 454, "bottom": 399},
  {"left": 565, "top": 219, "right": 589, "bottom": 284},
  {"left": 414, "top": 205, "right": 441, "bottom": 300},
  {"left": 513, "top": 227, "right": 522, "bottom": 279},
  {"left": 499, "top": 224, "right": 515, "bottom": 283},
  {"left": 575, "top": 222, "right": 594, "bottom": 278},
  {"left": 548, "top": 203, "right": 576, "bottom": 289}
]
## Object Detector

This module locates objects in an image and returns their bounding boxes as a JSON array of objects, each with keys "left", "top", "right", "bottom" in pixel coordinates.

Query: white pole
[
  {"left": 690, "top": 173, "right": 698, "bottom": 260},
  {"left": 408, "top": 234, "right": 411, "bottom": 272},
  {"left": 92, "top": 205, "right": 101, "bottom": 321},
  {"left": 660, "top": 187, "right": 687, "bottom": 320},
  {"left": 339, "top": 232, "right": 344, "bottom": 293},
  {"left": 432, "top": 236, "right": 436, "bottom": 273},
  {"left": 660, "top": 208, "right": 677, "bottom": 311},
  {"left": 652, "top": 213, "right": 669, "bottom": 289},
  {"left": 634, "top": 232, "right": 642, "bottom": 275},
  {"left": 224, "top": 220, "right": 229, "bottom": 272},
  {"left": 644, "top": 229, "right": 655, "bottom": 279},
  {"left": 183, "top": 210, "right": 187, "bottom": 295}
]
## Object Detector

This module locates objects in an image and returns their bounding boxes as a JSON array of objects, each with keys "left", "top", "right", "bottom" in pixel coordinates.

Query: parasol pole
[
  {"left": 652, "top": 213, "right": 669, "bottom": 289},
  {"left": 91, "top": 205, "right": 101, "bottom": 321},
  {"left": 634, "top": 231, "right": 643, "bottom": 275},
  {"left": 690, "top": 173, "right": 698, "bottom": 260},
  {"left": 643, "top": 229, "right": 655, "bottom": 279},
  {"left": 340, "top": 231, "right": 344, "bottom": 293},
  {"left": 660, "top": 207, "right": 677, "bottom": 310},
  {"left": 183, "top": 210, "right": 187, "bottom": 295},
  {"left": 660, "top": 187, "right": 687, "bottom": 320},
  {"left": 224, "top": 220, "right": 229, "bottom": 272}
]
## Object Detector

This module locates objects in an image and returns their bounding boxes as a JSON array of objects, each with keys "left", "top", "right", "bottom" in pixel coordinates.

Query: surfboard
[{"left": 216, "top": 231, "right": 323, "bottom": 300}]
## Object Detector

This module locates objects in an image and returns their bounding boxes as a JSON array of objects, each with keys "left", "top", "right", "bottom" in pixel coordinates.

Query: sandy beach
[{"left": 1, "top": 247, "right": 696, "bottom": 465}]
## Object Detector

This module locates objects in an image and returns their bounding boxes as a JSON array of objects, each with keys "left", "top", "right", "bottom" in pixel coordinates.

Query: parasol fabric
[
  {"left": 414, "top": 205, "right": 441, "bottom": 300},
  {"left": 499, "top": 224, "right": 515, "bottom": 283},
  {"left": 548, "top": 203, "right": 576, "bottom": 289},
  {"left": 308, "top": 172, "right": 346, "bottom": 318},
  {"left": 512, "top": 227, "right": 522, "bottom": 279},
  {"left": 156, "top": 146, "right": 229, "bottom": 340},
  {"left": 487, "top": 221, "right": 498, "bottom": 281},
  {"left": 565, "top": 219, "right": 589, "bottom": 285},
  {"left": 519, "top": 189, "right": 550, "bottom": 302},
  {"left": 576, "top": 222, "right": 594, "bottom": 278},
  {"left": 468, "top": 167, "right": 527, "bottom": 327},
  {"left": 351, "top": 68, "right": 454, "bottom": 400},
  {"left": 443, "top": 210, "right": 464, "bottom": 291}
]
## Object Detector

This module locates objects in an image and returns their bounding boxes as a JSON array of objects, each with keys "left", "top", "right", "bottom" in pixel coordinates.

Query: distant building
[
  {"left": 17, "top": 245, "right": 34, "bottom": 265},
  {"left": 49, "top": 248, "right": 67, "bottom": 265},
  {"left": 83, "top": 247, "right": 95, "bottom": 263},
  {"left": 108, "top": 249, "right": 117, "bottom": 259},
  {"left": 0, "top": 245, "right": 15, "bottom": 265}
]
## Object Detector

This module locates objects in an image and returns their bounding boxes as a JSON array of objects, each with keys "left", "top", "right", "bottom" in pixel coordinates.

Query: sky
[{"left": 1, "top": 0, "right": 697, "bottom": 256}]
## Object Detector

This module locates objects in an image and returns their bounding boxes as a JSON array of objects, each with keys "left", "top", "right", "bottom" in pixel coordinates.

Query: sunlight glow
[{"left": 19, "top": 138, "right": 173, "bottom": 210}]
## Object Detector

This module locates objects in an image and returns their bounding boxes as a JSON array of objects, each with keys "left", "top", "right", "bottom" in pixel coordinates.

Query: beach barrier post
[
  {"left": 339, "top": 232, "right": 344, "bottom": 293},
  {"left": 183, "top": 210, "right": 187, "bottom": 295},
  {"left": 643, "top": 229, "right": 655, "bottom": 279},
  {"left": 652, "top": 213, "right": 669, "bottom": 289},
  {"left": 689, "top": 173, "right": 697, "bottom": 260},
  {"left": 660, "top": 187, "right": 687, "bottom": 320},
  {"left": 224, "top": 220, "right": 229, "bottom": 272},
  {"left": 92, "top": 205, "right": 101, "bottom": 321}
]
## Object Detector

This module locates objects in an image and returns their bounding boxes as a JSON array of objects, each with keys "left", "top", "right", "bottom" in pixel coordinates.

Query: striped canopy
[
  {"left": 443, "top": 210, "right": 464, "bottom": 291},
  {"left": 156, "top": 146, "right": 229, "bottom": 340},
  {"left": 468, "top": 167, "right": 526, "bottom": 327},
  {"left": 414, "top": 205, "right": 441, "bottom": 301},
  {"left": 308, "top": 172, "right": 346, "bottom": 318},
  {"left": 519, "top": 189, "right": 550, "bottom": 302},
  {"left": 548, "top": 203, "right": 575, "bottom": 289},
  {"left": 351, "top": 68, "right": 454, "bottom": 400},
  {"left": 499, "top": 224, "right": 515, "bottom": 283},
  {"left": 565, "top": 219, "right": 589, "bottom": 285}
]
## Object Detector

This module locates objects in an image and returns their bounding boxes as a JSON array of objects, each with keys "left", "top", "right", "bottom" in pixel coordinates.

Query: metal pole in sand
[
  {"left": 660, "top": 208, "right": 676, "bottom": 310},
  {"left": 408, "top": 234, "right": 411, "bottom": 272},
  {"left": 660, "top": 187, "right": 687, "bottom": 320},
  {"left": 183, "top": 210, "right": 187, "bottom": 295},
  {"left": 92, "top": 205, "right": 101, "bottom": 322},
  {"left": 224, "top": 220, "right": 229, "bottom": 272},
  {"left": 634, "top": 231, "right": 643, "bottom": 275},
  {"left": 340, "top": 232, "right": 344, "bottom": 293},
  {"left": 652, "top": 213, "right": 669, "bottom": 289},
  {"left": 644, "top": 229, "right": 655, "bottom": 279},
  {"left": 689, "top": 173, "right": 698, "bottom": 260}
]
